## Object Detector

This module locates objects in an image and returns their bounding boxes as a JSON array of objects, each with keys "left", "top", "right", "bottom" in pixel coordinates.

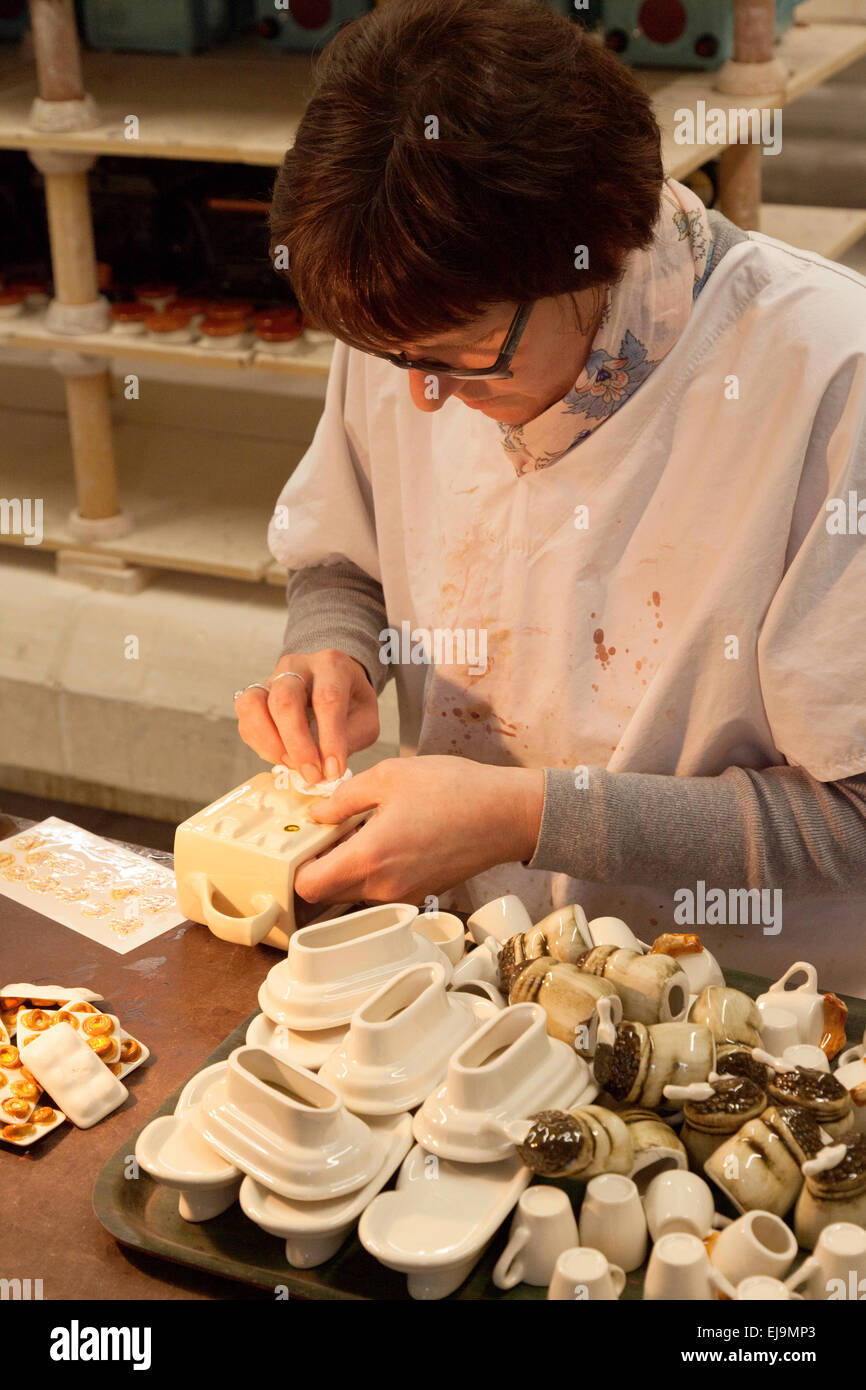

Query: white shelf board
[
  {"left": 0, "top": 311, "right": 332, "bottom": 379},
  {"left": 0, "top": 26, "right": 863, "bottom": 174},
  {"left": 0, "top": 403, "right": 300, "bottom": 582},
  {"left": 759, "top": 202, "right": 866, "bottom": 258}
]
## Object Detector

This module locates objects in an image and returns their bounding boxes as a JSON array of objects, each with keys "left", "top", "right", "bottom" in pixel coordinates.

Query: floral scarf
[{"left": 498, "top": 178, "right": 712, "bottom": 475}]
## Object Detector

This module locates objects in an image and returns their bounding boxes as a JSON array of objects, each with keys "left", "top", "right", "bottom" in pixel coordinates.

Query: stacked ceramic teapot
[{"left": 135, "top": 892, "right": 866, "bottom": 1300}]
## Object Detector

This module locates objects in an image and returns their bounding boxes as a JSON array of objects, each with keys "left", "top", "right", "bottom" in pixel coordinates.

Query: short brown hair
[{"left": 270, "top": 0, "right": 663, "bottom": 351}]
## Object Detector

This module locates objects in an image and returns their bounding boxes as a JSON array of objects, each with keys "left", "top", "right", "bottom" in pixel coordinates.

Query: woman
[{"left": 235, "top": 0, "right": 866, "bottom": 990}]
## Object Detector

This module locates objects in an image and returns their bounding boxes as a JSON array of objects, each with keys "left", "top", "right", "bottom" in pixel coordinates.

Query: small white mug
[
  {"left": 579, "top": 1173, "right": 647, "bottom": 1273},
  {"left": 710, "top": 1209, "right": 799, "bottom": 1287},
  {"left": 547, "top": 1247, "right": 626, "bottom": 1301},
  {"left": 785, "top": 1222, "right": 866, "bottom": 1301},
  {"left": 467, "top": 895, "right": 532, "bottom": 946},
  {"left": 645, "top": 1232, "right": 734, "bottom": 1301},
  {"left": 643, "top": 1169, "right": 716, "bottom": 1242},
  {"left": 493, "top": 1186, "right": 578, "bottom": 1289}
]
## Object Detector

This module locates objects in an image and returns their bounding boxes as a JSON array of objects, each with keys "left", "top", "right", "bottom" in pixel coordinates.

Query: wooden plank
[
  {"left": 0, "top": 313, "right": 332, "bottom": 379},
  {"left": 796, "top": 0, "right": 866, "bottom": 22},
  {"left": 759, "top": 202, "right": 866, "bottom": 258},
  {"left": 637, "top": 22, "right": 866, "bottom": 180},
  {"left": 0, "top": 46, "right": 313, "bottom": 165},
  {"left": 0, "top": 405, "right": 302, "bottom": 582},
  {"left": 0, "top": 26, "right": 863, "bottom": 170}
]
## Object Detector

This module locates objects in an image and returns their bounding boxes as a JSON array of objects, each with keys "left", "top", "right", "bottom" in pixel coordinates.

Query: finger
[
  {"left": 309, "top": 656, "right": 353, "bottom": 780},
  {"left": 267, "top": 666, "right": 321, "bottom": 783},
  {"left": 306, "top": 767, "right": 385, "bottom": 824},
  {"left": 235, "top": 688, "right": 285, "bottom": 763},
  {"left": 344, "top": 684, "right": 381, "bottom": 754},
  {"left": 293, "top": 827, "right": 374, "bottom": 903}
]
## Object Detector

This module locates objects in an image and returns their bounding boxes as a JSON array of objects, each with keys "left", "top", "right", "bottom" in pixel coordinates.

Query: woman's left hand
[{"left": 293, "top": 756, "right": 545, "bottom": 906}]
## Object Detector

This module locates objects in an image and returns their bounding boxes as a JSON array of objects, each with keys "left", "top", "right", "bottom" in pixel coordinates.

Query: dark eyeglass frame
[{"left": 363, "top": 302, "right": 534, "bottom": 380}]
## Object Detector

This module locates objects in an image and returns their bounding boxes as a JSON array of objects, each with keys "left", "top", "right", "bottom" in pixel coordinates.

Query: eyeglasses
[{"left": 363, "top": 302, "right": 534, "bottom": 380}]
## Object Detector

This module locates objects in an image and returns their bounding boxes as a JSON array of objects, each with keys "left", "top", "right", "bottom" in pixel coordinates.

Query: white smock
[{"left": 269, "top": 232, "right": 866, "bottom": 986}]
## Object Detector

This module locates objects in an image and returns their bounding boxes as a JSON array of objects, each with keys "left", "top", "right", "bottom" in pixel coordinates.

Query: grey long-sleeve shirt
[
  {"left": 279, "top": 561, "right": 866, "bottom": 900},
  {"left": 274, "top": 209, "right": 866, "bottom": 920}
]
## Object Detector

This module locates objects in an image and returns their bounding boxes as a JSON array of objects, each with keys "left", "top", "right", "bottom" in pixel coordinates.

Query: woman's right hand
[{"left": 234, "top": 650, "right": 380, "bottom": 784}]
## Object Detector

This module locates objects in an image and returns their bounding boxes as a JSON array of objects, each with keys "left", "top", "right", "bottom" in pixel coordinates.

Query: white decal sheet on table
[{"left": 0, "top": 817, "right": 184, "bottom": 953}]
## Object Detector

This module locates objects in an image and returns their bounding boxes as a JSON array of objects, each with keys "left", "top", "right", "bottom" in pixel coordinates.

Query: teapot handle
[
  {"left": 192, "top": 873, "right": 282, "bottom": 947},
  {"left": 769, "top": 961, "right": 818, "bottom": 995}
]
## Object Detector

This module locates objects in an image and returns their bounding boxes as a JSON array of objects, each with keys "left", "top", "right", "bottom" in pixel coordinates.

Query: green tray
[{"left": 92, "top": 969, "right": 866, "bottom": 1300}]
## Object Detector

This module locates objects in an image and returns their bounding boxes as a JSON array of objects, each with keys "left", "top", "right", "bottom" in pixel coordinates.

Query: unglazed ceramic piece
[
  {"left": 174, "top": 770, "right": 368, "bottom": 948},
  {"left": 412, "top": 911, "right": 466, "bottom": 967},
  {"left": 318, "top": 963, "right": 488, "bottom": 1115},
  {"left": 244, "top": 1012, "right": 349, "bottom": 1073},
  {"left": 192, "top": 1047, "right": 389, "bottom": 1201},
  {"left": 22, "top": 1022, "right": 128, "bottom": 1128},
  {"left": 259, "top": 904, "right": 448, "bottom": 1031},
  {"left": 412, "top": 1003, "right": 595, "bottom": 1163},
  {"left": 238, "top": 1111, "right": 413, "bottom": 1268},
  {"left": 358, "top": 1143, "right": 532, "bottom": 1300}
]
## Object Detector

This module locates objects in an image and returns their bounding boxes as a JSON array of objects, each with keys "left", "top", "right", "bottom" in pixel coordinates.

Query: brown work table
[{"left": 0, "top": 812, "right": 284, "bottom": 1301}]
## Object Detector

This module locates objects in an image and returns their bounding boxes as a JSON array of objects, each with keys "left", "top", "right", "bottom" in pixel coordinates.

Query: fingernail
[
  {"left": 324, "top": 757, "right": 340, "bottom": 780},
  {"left": 302, "top": 763, "right": 321, "bottom": 785}
]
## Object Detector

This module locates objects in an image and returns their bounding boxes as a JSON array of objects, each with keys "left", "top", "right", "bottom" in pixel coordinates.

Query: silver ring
[
  {"left": 270, "top": 671, "right": 308, "bottom": 693},
  {"left": 232, "top": 682, "right": 270, "bottom": 701}
]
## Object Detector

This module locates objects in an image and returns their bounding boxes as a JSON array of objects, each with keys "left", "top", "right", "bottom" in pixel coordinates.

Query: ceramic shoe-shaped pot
[
  {"left": 318, "top": 962, "right": 486, "bottom": 1115},
  {"left": 192, "top": 1047, "right": 388, "bottom": 1201},
  {"left": 412, "top": 1002, "right": 595, "bottom": 1163},
  {"left": 258, "top": 903, "right": 448, "bottom": 1031}
]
